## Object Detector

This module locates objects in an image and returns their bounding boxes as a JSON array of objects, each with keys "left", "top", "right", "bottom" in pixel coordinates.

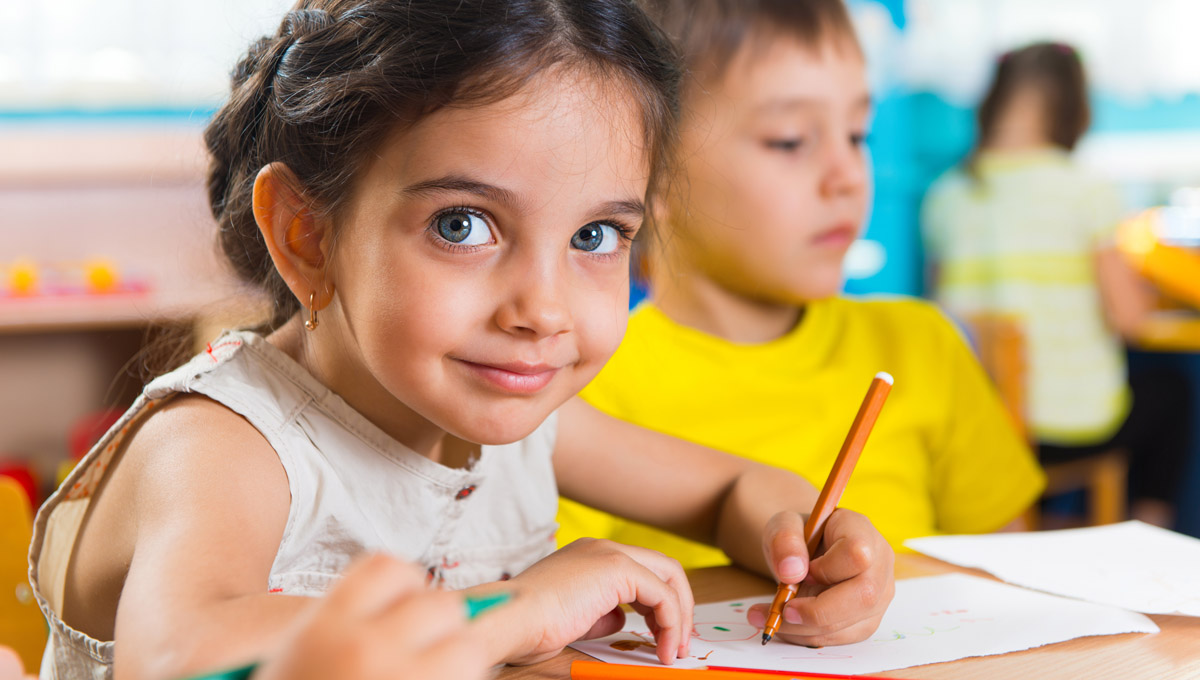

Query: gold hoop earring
[{"left": 305, "top": 292, "right": 319, "bottom": 330}]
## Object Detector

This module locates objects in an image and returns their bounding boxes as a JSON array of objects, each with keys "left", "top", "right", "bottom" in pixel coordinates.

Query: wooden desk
[{"left": 498, "top": 553, "right": 1200, "bottom": 680}]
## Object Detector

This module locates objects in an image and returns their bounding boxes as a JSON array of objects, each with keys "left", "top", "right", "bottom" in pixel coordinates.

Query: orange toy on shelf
[
  {"left": 0, "top": 257, "right": 147, "bottom": 300},
  {"left": 6, "top": 259, "right": 39, "bottom": 296}
]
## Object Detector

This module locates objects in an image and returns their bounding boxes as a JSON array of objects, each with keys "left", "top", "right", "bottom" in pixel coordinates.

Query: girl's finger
[
  {"left": 409, "top": 637, "right": 492, "bottom": 680},
  {"left": 373, "top": 588, "right": 468, "bottom": 652},
  {"left": 608, "top": 543, "right": 694, "bottom": 659},
  {"left": 578, "top": 606, "right": 627, "bottom": 641},
  {"left": 615, "top": 558, "right": 684, "bottom": 666},
  {"left": 762, "top": 511, "right": 810, "bottom": 584}
]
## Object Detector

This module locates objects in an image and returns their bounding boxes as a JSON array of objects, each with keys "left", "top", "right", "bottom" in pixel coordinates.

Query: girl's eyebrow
[
  {"left": 401, "top": 174, "right": 521, "bottom": 208},
  {"left": 402, "top": 173, "right": 644, "bottom": 220},
  {"left": 597, "top": 199, "right": 647, "bottom": 220}
]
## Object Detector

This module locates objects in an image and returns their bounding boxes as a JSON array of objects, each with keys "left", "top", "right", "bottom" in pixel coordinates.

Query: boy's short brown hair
[{"left": 639, "top": 0, "right": 861, "bottom": 86}]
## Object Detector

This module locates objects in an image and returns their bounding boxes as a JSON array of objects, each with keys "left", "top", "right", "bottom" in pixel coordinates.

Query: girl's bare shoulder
[
  {"left": 63, "top": 393, "right": 290, "bottom": 640},
  {"left": 122, "top": 392, "right": 288, "bottom": 501}
]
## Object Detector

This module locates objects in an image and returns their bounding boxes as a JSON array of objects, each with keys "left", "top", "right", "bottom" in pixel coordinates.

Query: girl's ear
[{"left": 253, "top": 163, "right": 335, "bottom": 311}]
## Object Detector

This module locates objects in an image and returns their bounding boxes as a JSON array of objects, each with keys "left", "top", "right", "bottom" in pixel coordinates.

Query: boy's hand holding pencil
[
  {"left": 749, "top": 373, "right": 896, "bottom": 648},
  {"left": 748, "top": 508, "right": 894, "bottom": 647}
]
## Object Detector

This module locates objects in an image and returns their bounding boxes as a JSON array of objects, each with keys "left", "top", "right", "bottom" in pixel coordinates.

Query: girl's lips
[
  {"left": 457, "top": 359, "right": 560, "bottom": 395},
  {"left": 811, "top": 223, "right": 858, "bottom": 249}
]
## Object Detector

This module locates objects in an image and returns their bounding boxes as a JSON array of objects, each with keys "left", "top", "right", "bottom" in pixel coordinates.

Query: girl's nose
[{"left": 494, "top": 264, "right": 574, "bottom": 339}]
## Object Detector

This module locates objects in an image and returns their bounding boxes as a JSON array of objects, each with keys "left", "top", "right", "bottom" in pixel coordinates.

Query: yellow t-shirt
[{"left": 557, "top": 296, "right": 1045, "bottom": 566}]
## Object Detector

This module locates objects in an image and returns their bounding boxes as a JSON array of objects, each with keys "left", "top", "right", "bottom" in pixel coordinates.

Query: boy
[{"left": 559, "top": 0, "right": 1044, "bottom": 567}]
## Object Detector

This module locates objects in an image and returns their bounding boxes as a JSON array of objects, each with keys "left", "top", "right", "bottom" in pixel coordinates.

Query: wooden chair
[
  {"left": 0, "top": 476, "right": 47, "bottom": 672},
  {"left": 965, "top": 314, "right": 1128, "bottom": 528}
]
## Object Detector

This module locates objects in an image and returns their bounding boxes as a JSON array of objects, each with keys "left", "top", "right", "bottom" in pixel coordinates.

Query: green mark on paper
[
  {"left": 730, "top": 602, "right": 743, "bottom": 607},
  {"left": 713, "top": 626, "right": 730, "bottom": 631}
]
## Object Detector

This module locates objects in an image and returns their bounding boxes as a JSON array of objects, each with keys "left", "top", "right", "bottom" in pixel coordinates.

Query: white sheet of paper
[
  {"left": 571, "top": 574, "right": 1157, "bottom": 675},
  {"left": 906, "top": 521, "right": 1200, "bottom": 616}
]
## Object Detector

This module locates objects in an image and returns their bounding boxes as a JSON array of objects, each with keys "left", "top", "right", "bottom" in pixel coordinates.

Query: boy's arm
[
  {"left": 112, "top": 397, "right": 313, "bottom": 680},
  {"left": 554, "top": 397, "right": 816, "bottom": 575},
  {"left": 554, "top": 397, "right": 893, "bottom": 646},
  {"left": 559, "top": 398, "right": 864, "bottom": 580}
]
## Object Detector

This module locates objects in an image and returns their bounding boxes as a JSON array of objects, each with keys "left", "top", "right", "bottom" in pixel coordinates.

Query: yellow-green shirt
[
  {"left": 557, "top": 297, "right": 1045, "bottom": 566},
  {"left": 923, "top": 149, "right": 1130, "bottom": 444}
]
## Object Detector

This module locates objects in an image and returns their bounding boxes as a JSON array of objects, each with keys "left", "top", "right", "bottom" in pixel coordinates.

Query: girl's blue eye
[
  {"left": 571, "top": 222, "right": 621, "bottom": 254},
  {"left": 435, "top": 211, "right": 492, "bottom": 246}
]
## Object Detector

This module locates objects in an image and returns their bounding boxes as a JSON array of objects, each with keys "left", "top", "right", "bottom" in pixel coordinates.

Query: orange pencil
[
  {"left": 570, "top": 660, "right": 902, "bottom": 680},
  {"left": 761, "top": 371, "right": 893, "bottom": 645}
]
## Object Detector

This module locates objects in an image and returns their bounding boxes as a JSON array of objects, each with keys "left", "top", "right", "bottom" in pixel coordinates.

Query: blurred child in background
[
  {"left": 558, "top": 0, "right": 1044, "bottom": 569},
  {"left": 923, "top": 42, "right": 1191, "bottom": 528}
]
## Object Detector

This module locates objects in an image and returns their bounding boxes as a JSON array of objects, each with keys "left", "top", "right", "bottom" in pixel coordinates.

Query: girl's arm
[
  {"left": 111, "top": 396, "right": 314, "bottom": 680},
  {"left": 1094, "top": 246, "right": 1156, "bottom": 341},
  {"left": 553, "top": 397, "right": 894, "bottom": 646}
]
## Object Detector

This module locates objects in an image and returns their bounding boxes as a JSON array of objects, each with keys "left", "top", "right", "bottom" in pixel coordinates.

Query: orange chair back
[{"left": 0, "top": 476, "right": 47, "bottom": 672}]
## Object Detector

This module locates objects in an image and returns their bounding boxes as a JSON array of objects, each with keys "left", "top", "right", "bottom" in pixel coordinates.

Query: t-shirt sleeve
[{"left": 926, "top": 310, "right": 1046, "bottom": 534}]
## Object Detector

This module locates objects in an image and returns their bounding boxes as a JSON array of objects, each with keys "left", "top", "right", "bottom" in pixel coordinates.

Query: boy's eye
[
  {"left": 571, "top": 222, "right": 621, "bottom": 254},
  {"left": 435, "top": 210, "right": 493, "bottom": 246},
  {"left": 765, "top": 139, "right": 804, "bottom": 152}
]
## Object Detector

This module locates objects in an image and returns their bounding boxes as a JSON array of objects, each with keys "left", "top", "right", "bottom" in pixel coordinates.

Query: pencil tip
[{"left": 761, "top": 634, "right": 770, "bottom": 646}]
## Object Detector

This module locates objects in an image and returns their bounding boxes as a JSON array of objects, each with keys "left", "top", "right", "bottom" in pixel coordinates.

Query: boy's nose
[{"left": 820, "top": 142, "right": 869, "bottom": 199}]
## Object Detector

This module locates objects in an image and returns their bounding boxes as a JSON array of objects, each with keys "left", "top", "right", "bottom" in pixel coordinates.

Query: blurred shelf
[{"left": 0, "top": 124, "right": 208, "bottom": 187}]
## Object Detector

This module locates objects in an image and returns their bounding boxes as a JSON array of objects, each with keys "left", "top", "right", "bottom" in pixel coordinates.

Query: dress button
[{"left": 455, "top": 484, "right": 477, "bottom": 500}]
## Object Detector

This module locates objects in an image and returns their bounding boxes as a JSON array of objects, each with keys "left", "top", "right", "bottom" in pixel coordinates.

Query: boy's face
[{"left": 665, "top": 35, "right": 870, "bottom": 304}]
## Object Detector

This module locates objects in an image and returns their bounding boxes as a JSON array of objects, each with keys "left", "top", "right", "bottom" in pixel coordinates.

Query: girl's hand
[
  {"left": 253, "top": 554, "right": 490, "bottom": 680},
  {"left": 505, "top": 538, "right": 694, "bottom": 666},
  {"left": 0, "top": 647, "right": 37, "bottom": 680},
  {"left": 747, "top": 509, "right": 894, "bottom": 647}
]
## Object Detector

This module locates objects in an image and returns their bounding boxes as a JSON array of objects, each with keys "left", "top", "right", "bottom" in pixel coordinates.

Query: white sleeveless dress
[{"left": 29, "top": 330, "right": 560, "bottom": 679}]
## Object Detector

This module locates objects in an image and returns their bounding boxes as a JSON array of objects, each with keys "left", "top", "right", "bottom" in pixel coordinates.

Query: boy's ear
[
  {"left": 252, "top": 163, "right": 335, "bottom": 311},
  {"left": 648, "top": 192, "right": 671, "bottom": 232}
]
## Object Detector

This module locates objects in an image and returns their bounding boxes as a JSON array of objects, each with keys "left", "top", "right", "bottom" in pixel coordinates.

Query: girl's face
[
  {"left": 665, "top": 35, "right": 870, "bottom": 304},
  {"left": 319, "top": 69, "right": 650, "bottom": 449}
]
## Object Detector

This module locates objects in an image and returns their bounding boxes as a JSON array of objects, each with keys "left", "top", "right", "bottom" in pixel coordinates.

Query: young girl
[
  {"left": 28, "top": 2, "right": 893, "bottom": 678},
  {"left": 923, "top": 42, "right": 1191, "bottom": 527},
  {"left": 558, "top": 0, "right": 1045, "bottom": 566}
]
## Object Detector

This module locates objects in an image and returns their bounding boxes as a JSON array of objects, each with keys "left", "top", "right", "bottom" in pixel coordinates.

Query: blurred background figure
[{"left": 922, "top": 42, "right": 1191, "bottom": 528}]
